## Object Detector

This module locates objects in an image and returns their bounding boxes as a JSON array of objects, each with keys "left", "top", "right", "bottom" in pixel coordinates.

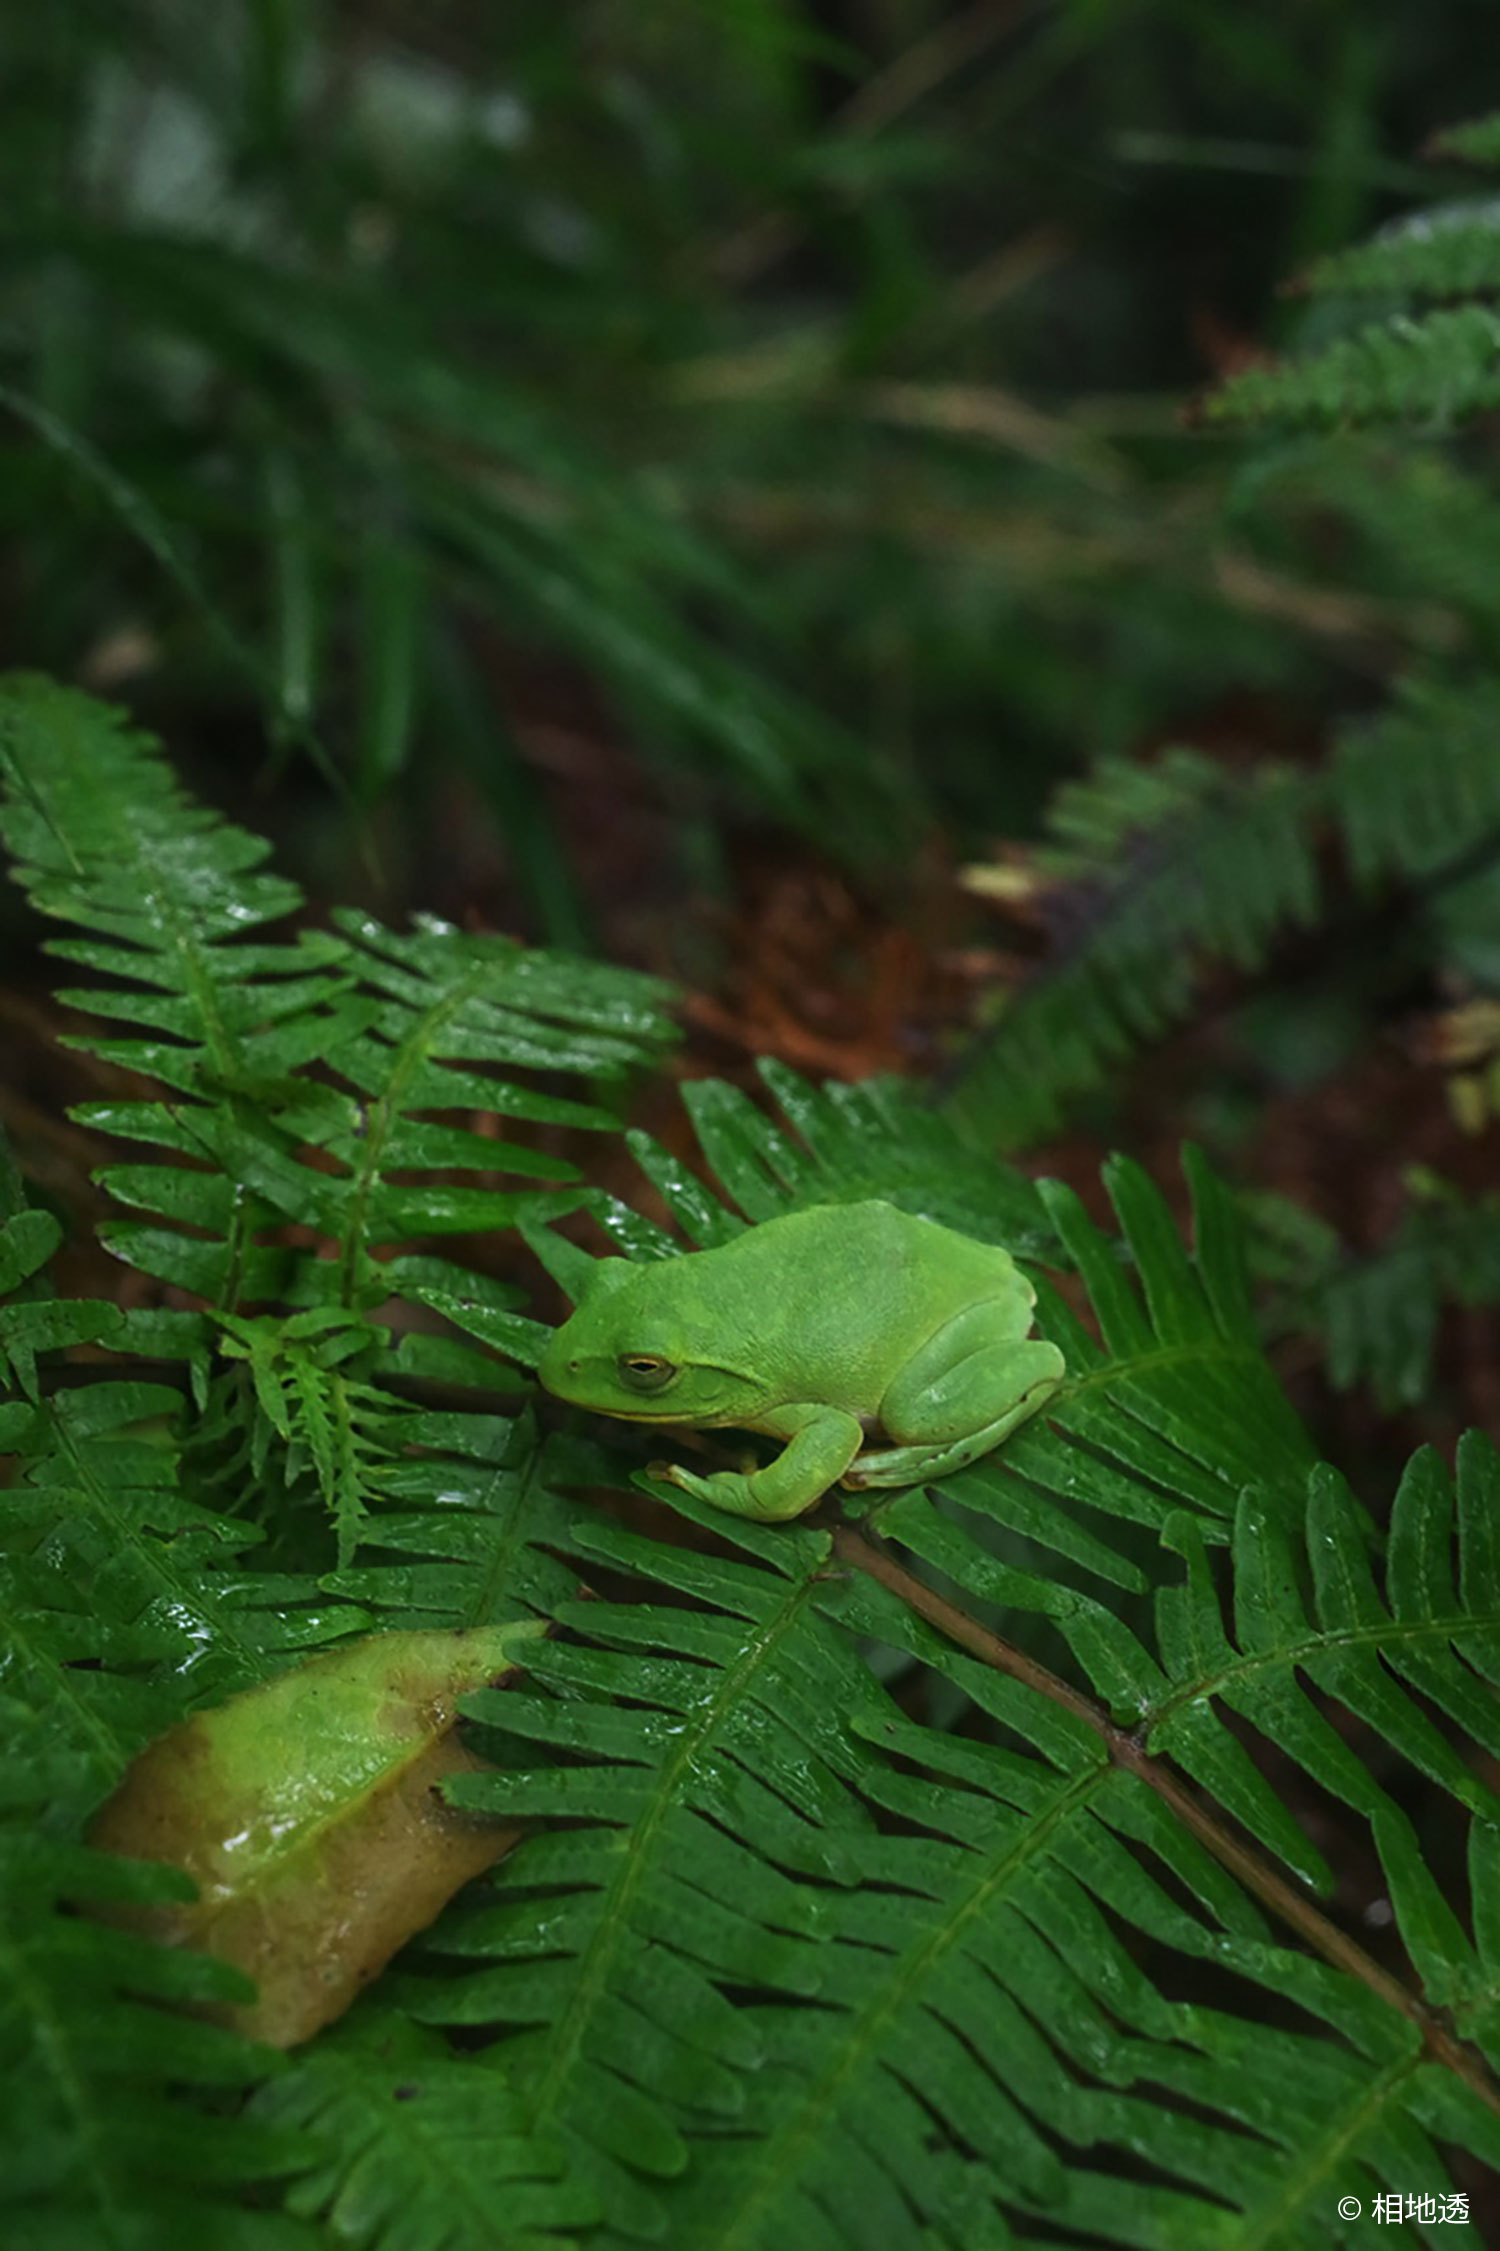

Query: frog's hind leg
[{"left": 842, "top": 1302, "right": 1063, "bottom": 1491}]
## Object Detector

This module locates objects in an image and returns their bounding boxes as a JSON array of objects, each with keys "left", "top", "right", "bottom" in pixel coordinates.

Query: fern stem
[
  {"left": 333, "top": 959, "right": 493, "bottom": 1307},
  {"left": 833, "top": 1524, "right": 1500, "bottom": 2120}
]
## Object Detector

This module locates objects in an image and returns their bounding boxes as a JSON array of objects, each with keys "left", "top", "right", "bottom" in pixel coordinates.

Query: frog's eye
[{"left": 617, "top": 1354, "right": 678, "bottom": 1394}]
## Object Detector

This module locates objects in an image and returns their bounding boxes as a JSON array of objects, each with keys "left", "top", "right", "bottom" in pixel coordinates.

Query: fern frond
[
  {"left": 316, "top": 1408, "right": 606, "bottom": 1636},
  {"left": 951, "top": 749, "right": 1322, "bottom": 1141},
  {"left": 8, "top": 676, "right": 1497, "bottom": 2239},
  {"left": 0, "top": 674, "right": 675, "bottom": 1316},
  {"left": 949, "top": 658, "right": 1500, "bottom": 1146},
  {"left": 894, "top": 1410, "right": 1500, "bottom": 2043},
  {"left": 0, "top": 1282, "right": 337, "bottom": 2239},
  {"left": 851, "top": 1134, "right": 1500, "bottom": 2016},
  {"left": 262, "top": 2009, "right": 598, "bottom": 2250},
  {"left": 370, "top": 1108, "right": 1499, "bottom": 2240},
  {"left": 407, "top": 1510, "right": 1321, "bottom": 2248},
  {"left": 1247, "top": 439, "right": 1500, "bottom": 628},
  {"left": 1250, "top": 1171, "right": 1500, "bottom": 1410},
  {"left": 10, "top": 1016, "right": 1500, "bottom": 2240},
  {"left": 1207, "top": 303, "right": 1500, "bottom": 430},
  {"left": 1333, "top": 673, "right": 1500, "bottom": 884},
  {"left": 2, "top": 1377, "right": 352, "bottom": 1752},
  {"left": 0, "top": 1826, "right": 320, "bottom": 2250},
  {"left": 354, "top": 1438, "right": 1500, "bottom": 2247},
  {"left": 959, "top": 137, "right": 1500, "bottom": 1149},
  {"left": 0, "top": 683, "right": 688, "bottom": 2236},
  {"left": 1297, "top": 198, "right": 1500, "bottom": 300},
  {"left": 0, "top": 1102, "right": 607, "bottom": 2235},
  {"left": 655, "top": 1062, "right": 1057, "bottom": 1253},
  {"left": 1168, "top": 1439, "right": 1500, "bottom": 1909},
  {"left": 214, "top": 1309, "right": 395, "bottom": 1567},
  {"left": 0, "top": 673, "right": 678, "bottom": 1555}
]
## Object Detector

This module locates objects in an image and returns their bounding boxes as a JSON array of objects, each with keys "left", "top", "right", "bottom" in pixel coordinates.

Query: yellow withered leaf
[{"left": 90, "top": 1623, "right": 544, "bottom": 2047}]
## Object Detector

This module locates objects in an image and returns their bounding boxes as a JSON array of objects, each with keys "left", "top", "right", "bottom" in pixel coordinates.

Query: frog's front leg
[
  {"left": 657, "top": 1403, "right": 863, "bottom": 1522},
  {"left": 844, "top": 1301, "right": 1064, "bottom": 1492}
]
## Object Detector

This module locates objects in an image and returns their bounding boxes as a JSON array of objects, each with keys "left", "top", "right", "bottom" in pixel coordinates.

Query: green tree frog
[{"left": 537, "top": 1200, "right": 1064, "bottom": 1521}]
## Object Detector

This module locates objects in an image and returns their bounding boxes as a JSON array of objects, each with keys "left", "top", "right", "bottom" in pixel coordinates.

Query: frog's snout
[{"left": 536, "top": 1333, "right": 571, "bottom": 1394}]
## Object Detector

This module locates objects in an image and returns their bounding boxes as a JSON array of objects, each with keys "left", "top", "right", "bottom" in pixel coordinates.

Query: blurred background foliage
[
  {"left": 1, "top": 0, "right": 1490, "bottom": 920},
  {"left": 3, "top": 0, "right": 1500, "bottom": 1449}
]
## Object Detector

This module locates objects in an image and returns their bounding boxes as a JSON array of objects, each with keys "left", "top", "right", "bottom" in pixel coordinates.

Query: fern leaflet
[
  {"left": 1208, "top": 304, "right": 1500, "bottom": 431},
  {"left": 1296, "top": 199, "right": 1500, "bottom": 302}
]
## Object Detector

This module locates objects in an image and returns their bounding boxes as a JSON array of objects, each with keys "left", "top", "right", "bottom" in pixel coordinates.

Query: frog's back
[
  {"left": 712, "top": 1199, "right": 1015, "bottom": 1309},
  {"left": 610, "top": 1200, "right": 1029, "bottom": 1420}
]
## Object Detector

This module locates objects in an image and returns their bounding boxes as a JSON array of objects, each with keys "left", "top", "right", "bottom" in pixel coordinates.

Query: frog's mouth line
[
  {"left": 573, "top": 1403, "right": 686, "bottom": 1423},
  {"left": 563, "top": 1403, "right": 758, "bottom": 1428},
  {"left": 554, "top": 1396, "right": 880, "bottom": 1440}
]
